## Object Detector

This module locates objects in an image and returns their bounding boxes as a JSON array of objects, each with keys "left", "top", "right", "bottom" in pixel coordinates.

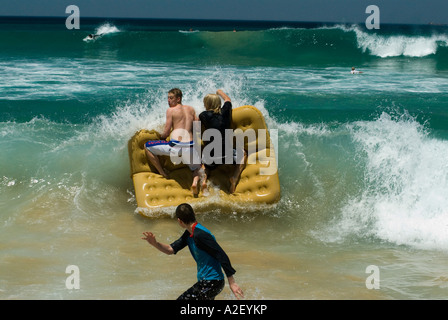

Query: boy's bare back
[{"left": 169, "top": 104, "right": 197, "bottom": 142}]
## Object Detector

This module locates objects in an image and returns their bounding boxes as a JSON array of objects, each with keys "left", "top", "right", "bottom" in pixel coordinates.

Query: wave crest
[
  {"left": 324, "top": 110, "right": 448, "bottom": 250},
  {"left": 339, "top": 24, "right": 448, "bottom": 58}
]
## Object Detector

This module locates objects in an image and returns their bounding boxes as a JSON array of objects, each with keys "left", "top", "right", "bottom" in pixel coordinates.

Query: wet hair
[
  {"left": 175, "top": 203, "right": 196, "bottom": 224},
  {"left": 203, "top": 94, "right": 222, "bottom": 114},
  {"left": 168, "top": 88, "right": 183, "bottom": 101}
]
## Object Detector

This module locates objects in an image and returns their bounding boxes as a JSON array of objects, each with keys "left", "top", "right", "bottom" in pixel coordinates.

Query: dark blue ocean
[{"left": 1, "top": 17, "right": 448, "bottom": 299}]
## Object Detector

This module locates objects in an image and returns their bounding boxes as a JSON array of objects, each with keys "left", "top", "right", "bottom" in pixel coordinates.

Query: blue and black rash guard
[{"left": 170, "top": 222, "right": 236, "bottom": 281}]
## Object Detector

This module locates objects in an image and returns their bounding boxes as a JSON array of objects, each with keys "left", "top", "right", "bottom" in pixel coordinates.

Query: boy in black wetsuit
[
  {"left": 199, "top": 89, "right": 247, "bottom": 193},
  {"left": 142, "top": 203, "right": 244, "bottom": 300}
]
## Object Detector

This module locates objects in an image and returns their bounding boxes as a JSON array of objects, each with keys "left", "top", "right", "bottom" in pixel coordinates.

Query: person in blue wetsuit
[{"left": 142, "top": 203, "right": 244, "bottom": 300}]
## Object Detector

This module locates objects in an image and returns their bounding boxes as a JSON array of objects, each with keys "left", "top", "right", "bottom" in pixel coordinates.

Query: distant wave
[
  {"left": 2, "top": 21, "right": 448, "bottom": 67},
  {"left": 268, "top": 24, "right": 448, "bottom": 58},
  {"left": 179, "top": 29, "right": 200, "bottom": 34},
  {"left": 344, "top": 25, "right": 448, "bottom": 58},
  {"left": 81, "top": 23, "right": 448, "bottom": 63}
]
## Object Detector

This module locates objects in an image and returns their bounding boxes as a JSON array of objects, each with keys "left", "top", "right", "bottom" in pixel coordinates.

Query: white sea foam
[
  {"left": 85, "top": 68, "right": 284, "bottom": 170},
  {"left": 318, "top": 24, "right": 448, "bottom": 58},
  {"left": 344, "top": 24, "right": 448, "bottom": 58},
  {"left": 357, "top": 32, "right": 447, "bottom": 58},
  {"left": 327, "top": 111, "right": 448, "bottom": 251}
]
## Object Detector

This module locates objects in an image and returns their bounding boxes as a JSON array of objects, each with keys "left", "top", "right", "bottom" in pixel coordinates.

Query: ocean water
[{"left": 1, "top": 17, "right": 448, "bottom": 300}]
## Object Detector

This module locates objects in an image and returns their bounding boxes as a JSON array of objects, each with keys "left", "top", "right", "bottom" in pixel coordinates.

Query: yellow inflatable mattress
[{"left": 128, "top": 105, "right": 280, "bottom": 217}]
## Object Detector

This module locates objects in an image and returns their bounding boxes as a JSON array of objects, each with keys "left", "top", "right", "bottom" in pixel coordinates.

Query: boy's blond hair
[{"left": 203, "top": 94, "right": 222, "bottom": 114}]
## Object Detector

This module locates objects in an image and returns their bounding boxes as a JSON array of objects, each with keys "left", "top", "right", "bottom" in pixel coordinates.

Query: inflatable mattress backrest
[
  {"left": 231, "top": 105, "right": 272, "bottom": 152},
  {"left": 128, "top": 129, "right": 159, "bottom": 177}
]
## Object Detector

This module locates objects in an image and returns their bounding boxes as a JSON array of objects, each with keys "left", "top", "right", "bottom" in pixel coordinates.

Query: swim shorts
[
  {"left": 145, "top": 139, "right": 202, "bottom": 171},
  {"left": 177, "top": 279, "right": 225, "bottom": 300}
]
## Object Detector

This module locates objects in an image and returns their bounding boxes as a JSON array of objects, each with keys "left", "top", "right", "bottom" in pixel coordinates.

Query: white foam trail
[
  {"left": 83, "top": 23, "right": 120, "bottom": 41},
  {"left": 95, "top": 23, "right": 120, "bottom": 35}
]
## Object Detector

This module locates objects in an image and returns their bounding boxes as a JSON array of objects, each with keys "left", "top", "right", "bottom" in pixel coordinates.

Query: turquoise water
[{"left": 1, "top": 17, "right": 448, "bottom": 299}]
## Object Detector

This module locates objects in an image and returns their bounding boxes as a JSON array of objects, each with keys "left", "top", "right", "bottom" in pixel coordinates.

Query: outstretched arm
[
  {"left": 142, "top": 231, "right": 174, "bottom": 255},
  {"left": 216, "top": 89, "right": 231, "bottom": 102}
]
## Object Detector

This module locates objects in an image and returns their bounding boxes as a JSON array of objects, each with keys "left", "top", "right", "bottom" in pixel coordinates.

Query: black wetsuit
[{"left": 199, "top": 101, "right": 233, "bottom": 169}]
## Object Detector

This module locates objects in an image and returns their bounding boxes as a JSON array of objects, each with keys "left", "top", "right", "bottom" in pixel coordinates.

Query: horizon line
[{"left": 0, "top": 15, "right": 444, "bottom": 27}]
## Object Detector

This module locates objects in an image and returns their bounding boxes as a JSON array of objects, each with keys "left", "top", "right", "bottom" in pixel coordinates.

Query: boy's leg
[
  {"left": 145, "top": 141, "right": 171, "bottom": 178},
  {"left": 177, "top": 280, "right": 225, "bottom": 300},
  {"left": 229, "top": 149, "right": 247, "bottom": 193}
]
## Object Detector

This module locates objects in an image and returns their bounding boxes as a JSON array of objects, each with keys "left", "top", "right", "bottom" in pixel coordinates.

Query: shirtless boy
[{"left": 145, "top": 88, "right": 203, "bottom": 195}]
